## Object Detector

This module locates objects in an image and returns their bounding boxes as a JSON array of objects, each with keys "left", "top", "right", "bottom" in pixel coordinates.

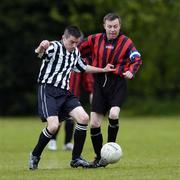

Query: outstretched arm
[{"left": 85, "top": 64, "right": 115, "bottom": 73}]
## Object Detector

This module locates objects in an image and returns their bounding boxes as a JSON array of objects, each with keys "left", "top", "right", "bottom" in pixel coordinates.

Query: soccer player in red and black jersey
[
  {"left": 48, "top": 70, "right": 94, "bottom": 151},
  {"left": 79, "top": 13, "right": 142, "bottom": 167}
]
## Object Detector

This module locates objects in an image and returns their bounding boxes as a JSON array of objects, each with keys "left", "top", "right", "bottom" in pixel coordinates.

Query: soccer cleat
[
  {"left": 63, "top": 142, "right": 73, "bottom": 151},
  {"left": 89, "top": 157, "right": 108, "bottom": 168},
  {"left": 29, "top": 153, "right": 40, "bottom": 170},
  {"left": 70, "top": 157, "right": 90, "bottom": 168},
  {"left": 48, "top": 139, "right": 57, "bottom": 151}
]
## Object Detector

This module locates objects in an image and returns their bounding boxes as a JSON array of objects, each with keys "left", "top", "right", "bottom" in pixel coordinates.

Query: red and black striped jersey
[
  {"left": 79, "top": 33, "right": 142, "bottom": 77},
  {"left": 69, "top": 72, "right": 94, "bottom": 98}
]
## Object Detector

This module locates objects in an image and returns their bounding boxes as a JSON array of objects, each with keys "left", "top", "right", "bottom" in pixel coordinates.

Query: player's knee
[
  {"left": 109, "top": 108, "right": 120, "bottom": 119},
  {"left": 79, "top": 113, "right": 89, "bottom": 124},
  {"left": 47, "top": 116, "right": 59, "bottom": 134},
  {"left": 90, "top": 120, "right": 101, "bottom": 128},
  {"left": 48, "top": 122, "right": 59, "bottom": 134},
  {"left": 109, "top": 113, "right": 119, "bottom": 119}
]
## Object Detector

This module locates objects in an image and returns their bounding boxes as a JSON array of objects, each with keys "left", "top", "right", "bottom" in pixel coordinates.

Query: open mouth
[{"left": 109, "top": 33, "right": 117, "bottom": 39}]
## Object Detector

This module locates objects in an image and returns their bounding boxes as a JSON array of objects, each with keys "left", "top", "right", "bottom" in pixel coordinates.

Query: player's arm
[
  {"left": 35, "top": 40, "right": 50, "bottom": 58},
  {"left": 85, "top": 64, "right": 115, "bottom": 73},
  {"left": 74, "top": 55, "right": 115, "bottom": 73},
  {"left": 123, "top": 49, "right": 142, "bottom": 79}
]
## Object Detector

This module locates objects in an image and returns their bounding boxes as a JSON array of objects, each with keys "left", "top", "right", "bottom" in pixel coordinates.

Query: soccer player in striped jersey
[
  {"left": 79, "top": 13, "right": 142, "bottom": 167},
  {"left": 47, "top": 71, "right": 94, "bottom": 151},
  {"left": 29, "top": 25, "right": 115, "bottom": 170}
]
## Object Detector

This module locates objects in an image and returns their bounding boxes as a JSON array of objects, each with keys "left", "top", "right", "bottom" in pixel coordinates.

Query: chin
[
  {"left": 68, "top": 49, "right": 74, "bottom": 52},
  {"left": 109, "top": 35, "right": 118, "bottom": 40}
]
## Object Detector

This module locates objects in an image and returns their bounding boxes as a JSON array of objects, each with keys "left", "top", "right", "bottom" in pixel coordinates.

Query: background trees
[{"left": 0, "top": 0, "right": 179, "bottom": 115}]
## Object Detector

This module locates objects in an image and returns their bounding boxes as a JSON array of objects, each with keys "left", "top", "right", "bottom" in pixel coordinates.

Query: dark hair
[
  {"left": 103, "top": 13, "right": 121, "bottom": 24},
  {"left": 64, "top": 25, "right": 81, "bottom": 38}
]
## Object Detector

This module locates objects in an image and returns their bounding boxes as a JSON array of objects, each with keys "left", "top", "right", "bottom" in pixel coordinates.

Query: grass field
[{"left": 0, "top": 116, "right": 179, "bottom": 180}]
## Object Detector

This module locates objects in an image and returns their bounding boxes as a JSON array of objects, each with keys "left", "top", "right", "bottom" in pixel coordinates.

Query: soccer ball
[{"left": 100, "top": 142, "right": 123, "bottom": 165}]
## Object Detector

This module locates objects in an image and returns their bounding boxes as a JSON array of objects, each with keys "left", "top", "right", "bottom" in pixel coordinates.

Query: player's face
[
  {"left": 104, "top": 19, "right": 121, "bottom": 40},
  {"left": 63, "top": 35, "right": 81, "bottom": 52}
]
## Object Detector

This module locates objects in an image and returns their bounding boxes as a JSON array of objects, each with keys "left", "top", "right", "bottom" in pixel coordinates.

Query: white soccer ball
[{"left": 100, "top": 142, "right": 123, "bottom": 164}]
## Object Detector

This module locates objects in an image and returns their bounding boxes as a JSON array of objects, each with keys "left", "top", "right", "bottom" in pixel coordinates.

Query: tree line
[{"left": 0, "top": 0, "right": 179, "bottom": 115}]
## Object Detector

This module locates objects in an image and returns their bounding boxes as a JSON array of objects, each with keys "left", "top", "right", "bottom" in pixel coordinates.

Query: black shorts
[
  {"left": 38, "top": 84, "right": 81, "bottom": 122},
  {"left": 92, "top": 73, "right": 127, "bottom": 115}
]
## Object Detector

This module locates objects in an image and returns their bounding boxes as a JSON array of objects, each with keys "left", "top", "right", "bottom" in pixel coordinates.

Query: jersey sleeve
[
  {"left": 127, "top": 48, "right": 142, "bottom": 76},
  {"left": 73, "top": 52, "right": 87, "bottom": 72},
  {"left": 113, "top": 38, "right": 142, "bottom": 78},
  {"left": 124, "top": 47, "right": 142, "bottom": 77}
]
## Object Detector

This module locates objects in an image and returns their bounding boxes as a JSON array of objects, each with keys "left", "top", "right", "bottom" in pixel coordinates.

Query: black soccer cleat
[
  {"left": 70, "top": 157, "right": 90, "bottom": 168},
  {"left": 89, "top": 157, "right": 108, "bottom": 168},
  {"left": 29, "top": 152, "right": 40, "bottom": 170}
]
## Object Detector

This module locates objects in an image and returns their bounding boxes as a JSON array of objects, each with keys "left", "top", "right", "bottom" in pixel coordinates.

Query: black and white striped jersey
[{"left": 37, "top": 41, "right": 87, "bottom": 90}]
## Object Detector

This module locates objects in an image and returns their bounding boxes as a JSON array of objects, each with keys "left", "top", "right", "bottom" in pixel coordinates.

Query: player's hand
[
  {"left": 123, "top": 71, "right": 133, "bottom": 79},
  {"left": 104, "top": 64, "right": 115, "bottom": 72},
  {"left": 35, "top": 40, "right": 50, "bottom": 56},
  {"left": 40, "top": 40, "right": 50, "bottom": 49}
]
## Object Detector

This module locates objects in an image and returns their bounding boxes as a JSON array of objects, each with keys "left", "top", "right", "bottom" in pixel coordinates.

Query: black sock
[
  {"left": 32, "top": 128, "right": 53, "bottom": 157},
  {"left": 51, "top": 126, "right": 60, "bottom": 140},
  {"left": 64, "top": 119, "right": 74, "bottom": 144},
  {"left": 90, "top": 127, "right": 103, "bottom": 159},
  {"left": 107, "top": 118, "right": 119, "bottom": 142},
  {"left": 72, "top": 123, "right": 87, "bottom": 160}
]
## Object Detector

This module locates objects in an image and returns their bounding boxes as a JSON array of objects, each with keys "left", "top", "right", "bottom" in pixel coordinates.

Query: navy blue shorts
[
  {"left": 92, "top": 73, "right": 127, "bottom": 115},
  {"left": 38, "top": 84, "right": 81, "bottom": 122}
]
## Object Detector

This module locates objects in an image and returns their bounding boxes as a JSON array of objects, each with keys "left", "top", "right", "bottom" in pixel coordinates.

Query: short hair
[
  {"left": 64, "top": 25, "right": 81, "bottom": 39},
  {"left": 103, "top": 13, "right": 121, "bottom": 24}
]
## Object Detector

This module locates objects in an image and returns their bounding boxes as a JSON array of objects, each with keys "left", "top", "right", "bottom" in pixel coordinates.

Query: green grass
[{"left": 0, "top": 116, "right": 180, "bottom": 180}]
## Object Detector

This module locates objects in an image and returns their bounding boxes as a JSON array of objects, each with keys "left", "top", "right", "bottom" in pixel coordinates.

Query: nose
[
  {"left": 72, "top": 43, "right": 77, "bottom": 48},
  {"left": 110, "top": 27, "right": 115, "bottom": 31}
]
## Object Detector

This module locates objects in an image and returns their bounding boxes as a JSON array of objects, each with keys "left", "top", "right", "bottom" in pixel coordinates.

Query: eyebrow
[{"left": 107, "top": 24, "right": 118, "bottom": 27}]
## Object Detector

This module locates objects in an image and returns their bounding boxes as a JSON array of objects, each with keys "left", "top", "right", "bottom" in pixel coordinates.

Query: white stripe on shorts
[{"left": 40, "top": 85, "right": 49, "bottom": 118}]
